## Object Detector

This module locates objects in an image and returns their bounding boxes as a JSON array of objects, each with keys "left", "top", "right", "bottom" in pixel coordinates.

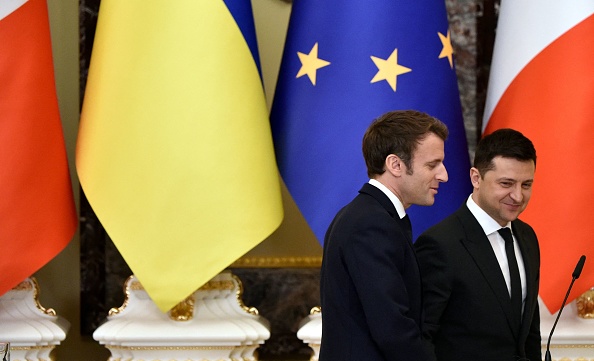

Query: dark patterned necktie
[{"left": 498, "top": 227, "right": 522, "bottom": 332}]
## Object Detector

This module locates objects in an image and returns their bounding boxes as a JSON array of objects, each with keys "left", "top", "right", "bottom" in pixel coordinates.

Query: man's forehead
[{"left": 491, "top": 157, "right": 535, "bottom": 169}]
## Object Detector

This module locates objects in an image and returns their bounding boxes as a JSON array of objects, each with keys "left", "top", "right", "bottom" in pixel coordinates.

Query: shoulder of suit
[
  {"left": 416, "top": 206, "right": 475, "bottom": 246},
  {"left": 512, "top": 218, "right": 538, "bottom": 238},
  {"left": 416, "top": 213, "right": 464, "bottom": 244}
]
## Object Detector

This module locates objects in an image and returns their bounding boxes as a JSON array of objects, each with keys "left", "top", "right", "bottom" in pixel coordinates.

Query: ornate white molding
[
  {"left": 93, "top": 271, "right": 270, "bottom": 361},
  {"left": 0, "top": 278, "right": 69, "bottom": 361},
  {"left": 296, "top": 307, "right": 321, "bottom": 361}
]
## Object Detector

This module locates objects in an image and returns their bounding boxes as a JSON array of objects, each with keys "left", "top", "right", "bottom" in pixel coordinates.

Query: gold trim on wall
[
  {"left": 230, "top": 256, "right": 322, "bottom": 268},
  {"left": 106, "top": 345, "right": 235, "bottom": 351},
  {"left": 548, "top": 344, "right": 594, "bottom": 349}
]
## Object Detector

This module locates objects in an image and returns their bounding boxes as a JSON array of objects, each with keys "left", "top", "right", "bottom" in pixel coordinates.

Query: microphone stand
[
  {"left": 544, "top": 255, "right": 586, "bottom": 361},
  {"left": 544, "top": 278, "right": 575, "bottom": 361}
]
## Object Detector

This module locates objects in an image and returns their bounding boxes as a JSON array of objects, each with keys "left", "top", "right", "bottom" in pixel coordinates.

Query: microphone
[
  {"left": 544, "top": 255, "right": 586, "bottom": 361},
  {"left": 572, "top": 255, "right": 586, "bottom": 279}
]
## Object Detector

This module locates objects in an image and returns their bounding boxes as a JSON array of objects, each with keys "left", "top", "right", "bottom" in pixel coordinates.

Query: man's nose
[
  {"left": 437, "top": 164, "right": 448, "bottom": 182},
  {"left": 509, "top": 185, "right": 523, "bottom": 202}
]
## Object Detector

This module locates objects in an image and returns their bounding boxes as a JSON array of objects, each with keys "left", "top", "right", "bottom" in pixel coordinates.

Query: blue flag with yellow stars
[{"left": 270, "top": 0, "right": 471, "bottom": 245}]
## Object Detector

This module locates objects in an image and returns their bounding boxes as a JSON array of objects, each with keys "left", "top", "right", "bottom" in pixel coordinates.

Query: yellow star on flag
[
  {"left": 438, "top": 30, "right": 454, "bottom": 68},
  {"left": 370, "top": 49, "right": 411, "bottom": 92},
  {"left": 296, "top": 42, "right": 331, "bottom": 85}
]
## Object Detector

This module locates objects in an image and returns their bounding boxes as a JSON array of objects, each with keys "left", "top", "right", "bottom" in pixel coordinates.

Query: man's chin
[{"left": 419, "top": 198, "right": 436, "bottom": 207}]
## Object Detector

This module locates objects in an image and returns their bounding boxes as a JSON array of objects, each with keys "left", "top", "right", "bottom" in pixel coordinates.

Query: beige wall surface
[
  {"left": 34, "top": 0, "right": 111, "bottom": 360},
  {"left": 32, "top": 1, "right": 316, "bottom": 360}
]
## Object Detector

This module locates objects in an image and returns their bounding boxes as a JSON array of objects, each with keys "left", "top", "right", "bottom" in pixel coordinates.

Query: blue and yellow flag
[
  {"left": 271, "top": 0, "right": 471, "bottom": 244},
  {"left": 76, "top": 0, "right": 283, "bottom": 312}
]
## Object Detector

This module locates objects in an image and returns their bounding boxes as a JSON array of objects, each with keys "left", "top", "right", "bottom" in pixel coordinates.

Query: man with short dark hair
[
  {"left": 415, "top": 128, "right": 541, "bottom": 361},
  {"left": 320, "top": 110, "right": 449, "bottom": 361}
]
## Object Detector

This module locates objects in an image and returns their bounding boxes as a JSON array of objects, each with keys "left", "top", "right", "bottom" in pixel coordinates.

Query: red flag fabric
[
  {"left": 483, "top": 1, "right": 594, "bottom": 313},
  {"left": 0, "top": 0, "right": 77, "bottom": 296}
]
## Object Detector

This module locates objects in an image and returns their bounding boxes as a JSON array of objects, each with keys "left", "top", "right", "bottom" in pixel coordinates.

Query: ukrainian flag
[{"left": 76, "top": 0, "right": 283, "bottom": 312}]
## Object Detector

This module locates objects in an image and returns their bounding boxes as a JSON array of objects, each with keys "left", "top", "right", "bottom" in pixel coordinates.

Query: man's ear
[
  {"left": 470, "top": 167, "right": 481, "bottom": 188},
  {"left": 385, "top": 154, "right": 404, "bottom": 177}
]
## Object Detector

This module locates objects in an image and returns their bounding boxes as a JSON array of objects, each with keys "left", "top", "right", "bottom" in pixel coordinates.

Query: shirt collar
[
  {"left": 368, "top": 179, "right": 406, "bottom": 219},
  {"left": 466, "top": 194, "right": 512, "bottom": 236}
]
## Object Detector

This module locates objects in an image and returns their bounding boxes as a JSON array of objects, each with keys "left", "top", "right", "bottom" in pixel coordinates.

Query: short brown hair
[{"left": 362, "top": 110, "right": 448, "bottom": 177}]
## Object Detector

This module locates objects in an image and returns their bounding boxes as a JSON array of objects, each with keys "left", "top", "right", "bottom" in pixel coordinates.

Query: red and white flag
[
  {"left": 483, "top": 0, "right": 594, "bottom": 313},
  {"left": 0, "top": 0, "right": 77, "bottom": 296}
]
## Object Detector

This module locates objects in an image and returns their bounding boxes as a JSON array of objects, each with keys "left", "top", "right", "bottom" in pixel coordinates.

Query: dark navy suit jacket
[{"left": 320, "top": 183, "right": 431, "bottom": 360}]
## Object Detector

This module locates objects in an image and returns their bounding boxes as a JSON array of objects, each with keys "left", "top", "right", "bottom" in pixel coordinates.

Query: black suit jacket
[
  {"left": 415, "top": 203, "right": 541, "bottom": 361},
  {"left": 320, "top": 183, "right": 432, "bottom": 361}
]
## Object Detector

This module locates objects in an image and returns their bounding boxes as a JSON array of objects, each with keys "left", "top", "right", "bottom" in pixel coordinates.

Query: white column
[
  {"left": 0, "top": 278, "right": 69, "bottom": 361},
  {"left": 296, "top": 307, "right": 321, "bottom": 361},
  {"left": 93, "top": 270, "right": 270, "bottom": 361}
]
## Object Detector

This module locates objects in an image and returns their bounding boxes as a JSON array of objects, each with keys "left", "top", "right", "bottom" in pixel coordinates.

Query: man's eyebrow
[{"left": 496, "top": 177, "right": 534, "bottom": 182}]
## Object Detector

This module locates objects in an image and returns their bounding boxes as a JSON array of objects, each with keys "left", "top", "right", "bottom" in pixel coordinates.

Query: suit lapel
[
  {"left": 456, "top": 205, "right": 520, "bottom": 339},
  {"left": 360, "top": 183, "right": 414, "bottom": 242},
  {"left": 360, "top": 183, "right": 398, "bottom": 218}
]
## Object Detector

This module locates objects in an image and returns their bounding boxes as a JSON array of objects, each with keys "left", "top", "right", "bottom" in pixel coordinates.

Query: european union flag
[{"left": 271, "top": 0, "right": 471, "bottom": 244}]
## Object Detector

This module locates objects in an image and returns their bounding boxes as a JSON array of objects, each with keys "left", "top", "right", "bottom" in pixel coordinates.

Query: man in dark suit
[
  {"left": 415, "top": 128, "right": 541, "bottom": 361},
  {"left": 320, "top": 110, "right": 449, "bottom": 361}
]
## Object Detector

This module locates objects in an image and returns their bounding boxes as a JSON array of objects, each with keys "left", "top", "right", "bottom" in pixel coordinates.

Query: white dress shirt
[{"left": 466, "top": 195, "right": 527, "bottom": 313}]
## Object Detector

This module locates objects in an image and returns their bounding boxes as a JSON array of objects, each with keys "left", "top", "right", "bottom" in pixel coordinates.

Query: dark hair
[
  {"left": 362, "top": 110, "right": 448, "bottom": 177},
  {"left": 474, "top": 128, "right": 536, "bottom": 176}
]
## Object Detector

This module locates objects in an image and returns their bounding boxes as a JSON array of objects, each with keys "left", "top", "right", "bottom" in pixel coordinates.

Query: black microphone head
[{"left": 572, "top": 255, "right": 586, "bottom": 279}]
